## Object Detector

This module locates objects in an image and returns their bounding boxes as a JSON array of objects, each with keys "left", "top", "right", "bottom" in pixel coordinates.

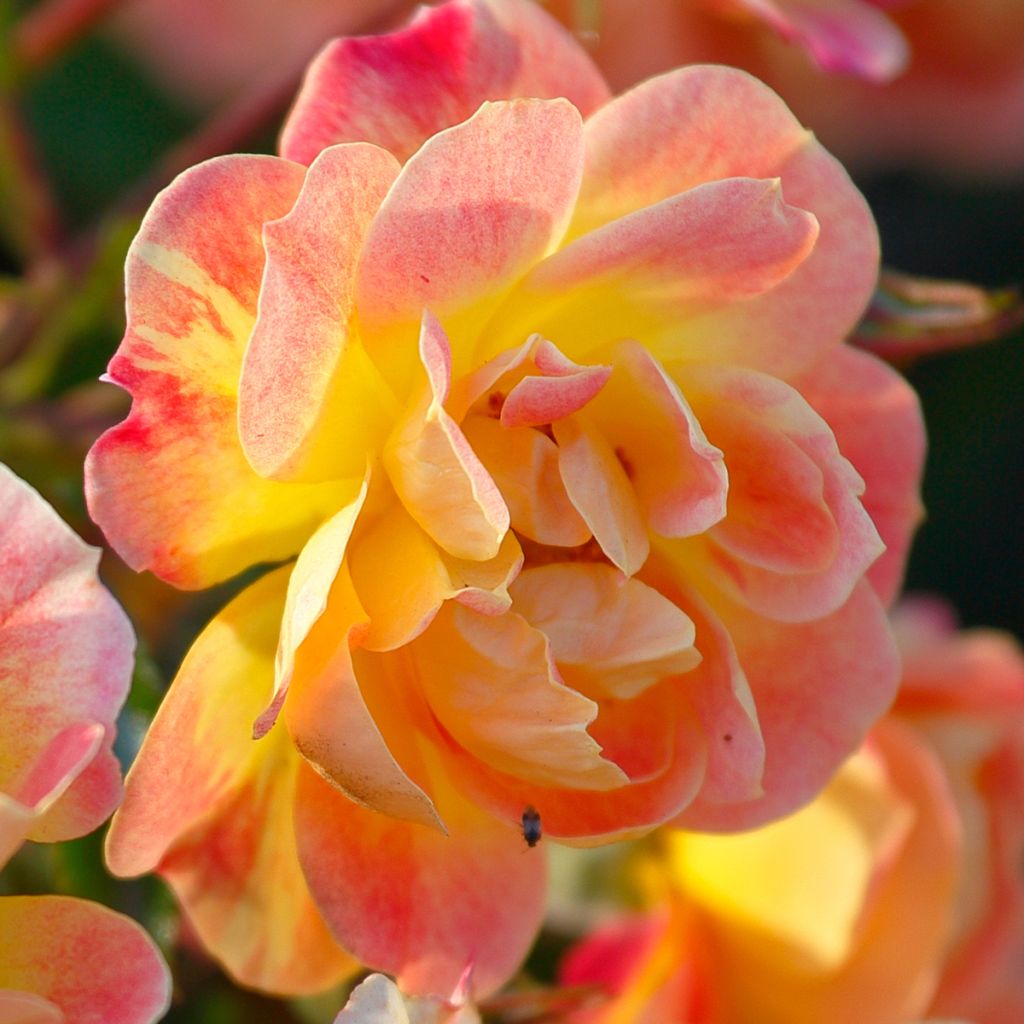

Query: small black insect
[{"left": 521, "top": 805, "right": 542, "bottom": 848}]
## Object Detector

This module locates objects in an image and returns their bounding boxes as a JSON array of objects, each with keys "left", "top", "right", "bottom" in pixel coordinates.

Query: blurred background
[{"left": 0, "top": 1, "right": 1021, "bottom": 1020}]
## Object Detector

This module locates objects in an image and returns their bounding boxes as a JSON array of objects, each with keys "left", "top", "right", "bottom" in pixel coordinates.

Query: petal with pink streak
[
  {"left": 461, "top": 415, "right": 591, "bottom": 547},
  {"left": 86, "top": 155, "right": 349, "bottom": 588},
  {"left": 684, "top": 363, "right": 884, "bottom": 623},
  {"left": 255, "top": 478, "right": 368, "bottom": 738},
  {"left": 575, "top": 66, "right": 878, "bottom": 375},
  {"left": 295, "top": 761, "right": 547, "bottom": 999},
  {"left": 238, "top": 143, "right": 400, "bottom": 482},
  {"left": 445, "top": 675, "right": 708, "bottom": 843},
  {"left": 794, "top": 346, "right": 925, "bottom": 607},
  {"left": 284, "top": 556, "right": 443, "bottom": 831},
  {"left": 280, "top": 0, "right": 609, "bottom": 164},
  {"left": 554, "top": 415, "right": 649, "bottom": 576},
  {"left": 584, "top": 341, "right": 727, "bottom": 539},
  {"left": 0, "top": 465, "right": 133, "bottom": 847},
  {"left": 677, "top": 579, "right": 899, "bottom": 830},
  {"left": 523, "top": 177, "right": 819, "bottom": 334},
  {"left": 383, "top": 312, "right": 509, "bottom": 561},
  {"left": 730, "top": 0, "right": 909, "bottom": 82},
  {"left": 412, "top": 603, "right": 626, "bottom": 791},
  {"left": 0, "top": 896, "right": 170, "bottom": 1024},
  {"left": 105, "top": 566, "right": 354, "bottom": 994},
  {"left": 509, "top": 563, "right": 701, "bottom": 701},
  {"left": 355, "top": 99, "right": 583, "bottom": 338}
]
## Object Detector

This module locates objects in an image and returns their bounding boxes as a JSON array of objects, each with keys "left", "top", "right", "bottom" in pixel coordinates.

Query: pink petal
[
  {"left": 354, "top": 99, "right": 584, "bottom": 339},
  {"left": 686, "top": 363, "right": 884, "bottom": 622},
  {"left": 105, "top": 567, "right": 354, "bottom": 994},
  {"left": 295, "top": 762, "right": 547, "bottom": 999},
  {"left": 280, "top": 0, "right": 609, "bottom": 164},
  {"left": 0, "top": 465, "right": 133, "bottom": 848},
  {"left": 412, "top": 603, "right": 625, "bottom": 791},
  {"left": 583, "top": 341, "right": 727, "bottom": 539},
  {"left": 384, "top": 312, "right": 509, "bottom": 561},
  {"left": 509, "top": 563, "right": 701, "bottom": 700},
  {"left": 0, "top": 896, "right": 170, "bottom": 1024},
  {"left": 677, "top": 580, "right": 899, "bottom": 829},
  {"left": 794, "top": 346, "right": 925, "bottom": 607},
  {"left": 554, "top": 415, "right": 649, "bottom": 576},
  {"left": 85, "top": 154, "right": 348, "bottom": 588},
  {"left": 731, "top": 0, "right": 909, "bottom": 82},
  {"left": 575, "top": 65, "right": 878, "bottom": 375},
  {"left": 238, "top": 143, "right": 400, "bottom": 481}
]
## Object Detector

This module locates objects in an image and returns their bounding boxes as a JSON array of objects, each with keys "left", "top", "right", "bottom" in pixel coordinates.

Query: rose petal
[
  {"left": 0, "top": 896, "right": 170, "bottom": 1024},
  {"left": 0, "top": 465, "right": 133, "bottom": 847},
  {"left": 105, "top": 566, "right": 354, "bottom": 993},
  {"left": 238, "top": 143, "right": 400, "bottom": 482},
  {"left": 280, "top": 0, "right": 609, "bottom": 164},
  {"left": 412, "top": 603, "right": 626, "bottom": 790},
  {"left": 85, "top": 155, "right": 348, "bottom": 588},
  {"left": 295, "top": 761, "right": 547, "bottom": 999},
  {"left": 575, "top": 65, "right": 877, "bottom": 375}
]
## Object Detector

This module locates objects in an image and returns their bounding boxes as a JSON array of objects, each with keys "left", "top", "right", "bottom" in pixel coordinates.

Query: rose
[
  {"left": 0, "top": 463, "right": 169, "bottom": 1024},
  {"left": 86, "top": 0, "right": 924, "bottom": 997}
]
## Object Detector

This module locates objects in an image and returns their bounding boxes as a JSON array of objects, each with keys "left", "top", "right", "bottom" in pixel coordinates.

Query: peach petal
[
  {"left": 383, "top": 312, "right": 509, "bottom": 561},
  {"left": 686, "top": 363, "right": 884, "bottom": 622},
  {"left": 0, "top": 465, "right": 133, "bottom": 847},
  {"left": 106, "top": 567, "right": 291, "bottom": 877},
  {"left": 280, "top": 0, "right": 609, "bottom": 164},
  {"left": 584, "top": 342, "right": 727, "bottom": 539},
  {"left": 500, "top": 346, "right": 612, "bottom": 429},
  {"left": 105, "top": 566, "right": 354, "bottom": 993},
  {"left": 730, "top": 0, "right": 909, "bottom": 82},
  {"left": 576, "top": 66, "right": 877, "bottom": 375},
  {"left": 255, "top": 478, "right": 368, "bottom": 737},
  {"left": 527, "top": 177, "right": 818, "bottom": 315},
  {"left": 284, "top": 562, "right": 444, "bottom": 830},
  {"left": 554, "top": 416, "right": 649, "bottom": 575},
  {"left": 238, "top": 143, "right": 400, "bottom": 482},
  {"left": 412, "top": 603, "right": 625, "bottom": 791},
  {"left": 0, "top": 896, "right": 170, "bottom": 1024},
  {"left": 86, "top": 155, "right": 348, "bottom": 588},
  {"left": 509, "top": 563, "right": 701, "bottom": 701},
  {"left": 678, "top": 580, "right": 899, "bottom": 830},
  {"left": 355, "top": 100, "right": 584, "bottom": 335},
  {"left": 442, "top": 529, "right": 524, "bottom": 615},
  {"left": 295, "top": 761, "right": 547, "bottom": 999},
  {"left": 461, "top": 415, "right": 591, "bottom": 547},
  {"left": 446, "top": 677, "right": 708, "bottom": 843},
  {"left": 794, "top": 346, "right": 925, "bottom": 607}
]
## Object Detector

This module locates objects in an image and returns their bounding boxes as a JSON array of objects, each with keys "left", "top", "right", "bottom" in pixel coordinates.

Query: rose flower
[{"left": 86, "top": 0, "right": 924, "bottom": 998}]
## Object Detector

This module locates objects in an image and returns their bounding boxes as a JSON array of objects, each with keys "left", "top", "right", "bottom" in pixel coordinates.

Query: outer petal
[
  {"left": 280, "top": 0, "right": 610, "bottom": 164},
  {"left": 794, "top": 346, "right": 926, "bottom": 607},
  {"left": 105, "top": 567, "right": 353, "bottom": 994},
  {"left": 678, "top": 580, "right": 899, "bottom": 829},
  {"left": 0, "top": 896, "right": 170, "bottom": 1024},
  {"left": 729, "top": 0, "right": 909, "bottom": 82},
  {"left": 295, "top": 761, "right": 547, "bottom": 999},
  {"left": 355, "top": 99, "right": 584, "bottom": 348},
  {"left": 85, "top": 155, "right": 348, "bottom": 589},
  {"left": 516, "top": 177, "right": 819, "bottom": 355},
  {"left": 0, "top": 465, "right": 134, "bottom": 847},
  {"left": 238, "top": 143, "right": 400, "bottom": 482},
  {"left": 574, "top": 65, "right": 878, "bottom": 375}
]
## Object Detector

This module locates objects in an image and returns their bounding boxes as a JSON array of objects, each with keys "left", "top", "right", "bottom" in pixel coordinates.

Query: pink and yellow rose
[
  {"left": 0, "top": 463, "right": 170, "bottom": 1024},
  {"left": 86, "top": 0, "right": 923, "bottom": 999},
  {"left": 561, "top": 599, "right": 1024, "bottom": 1023}
]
